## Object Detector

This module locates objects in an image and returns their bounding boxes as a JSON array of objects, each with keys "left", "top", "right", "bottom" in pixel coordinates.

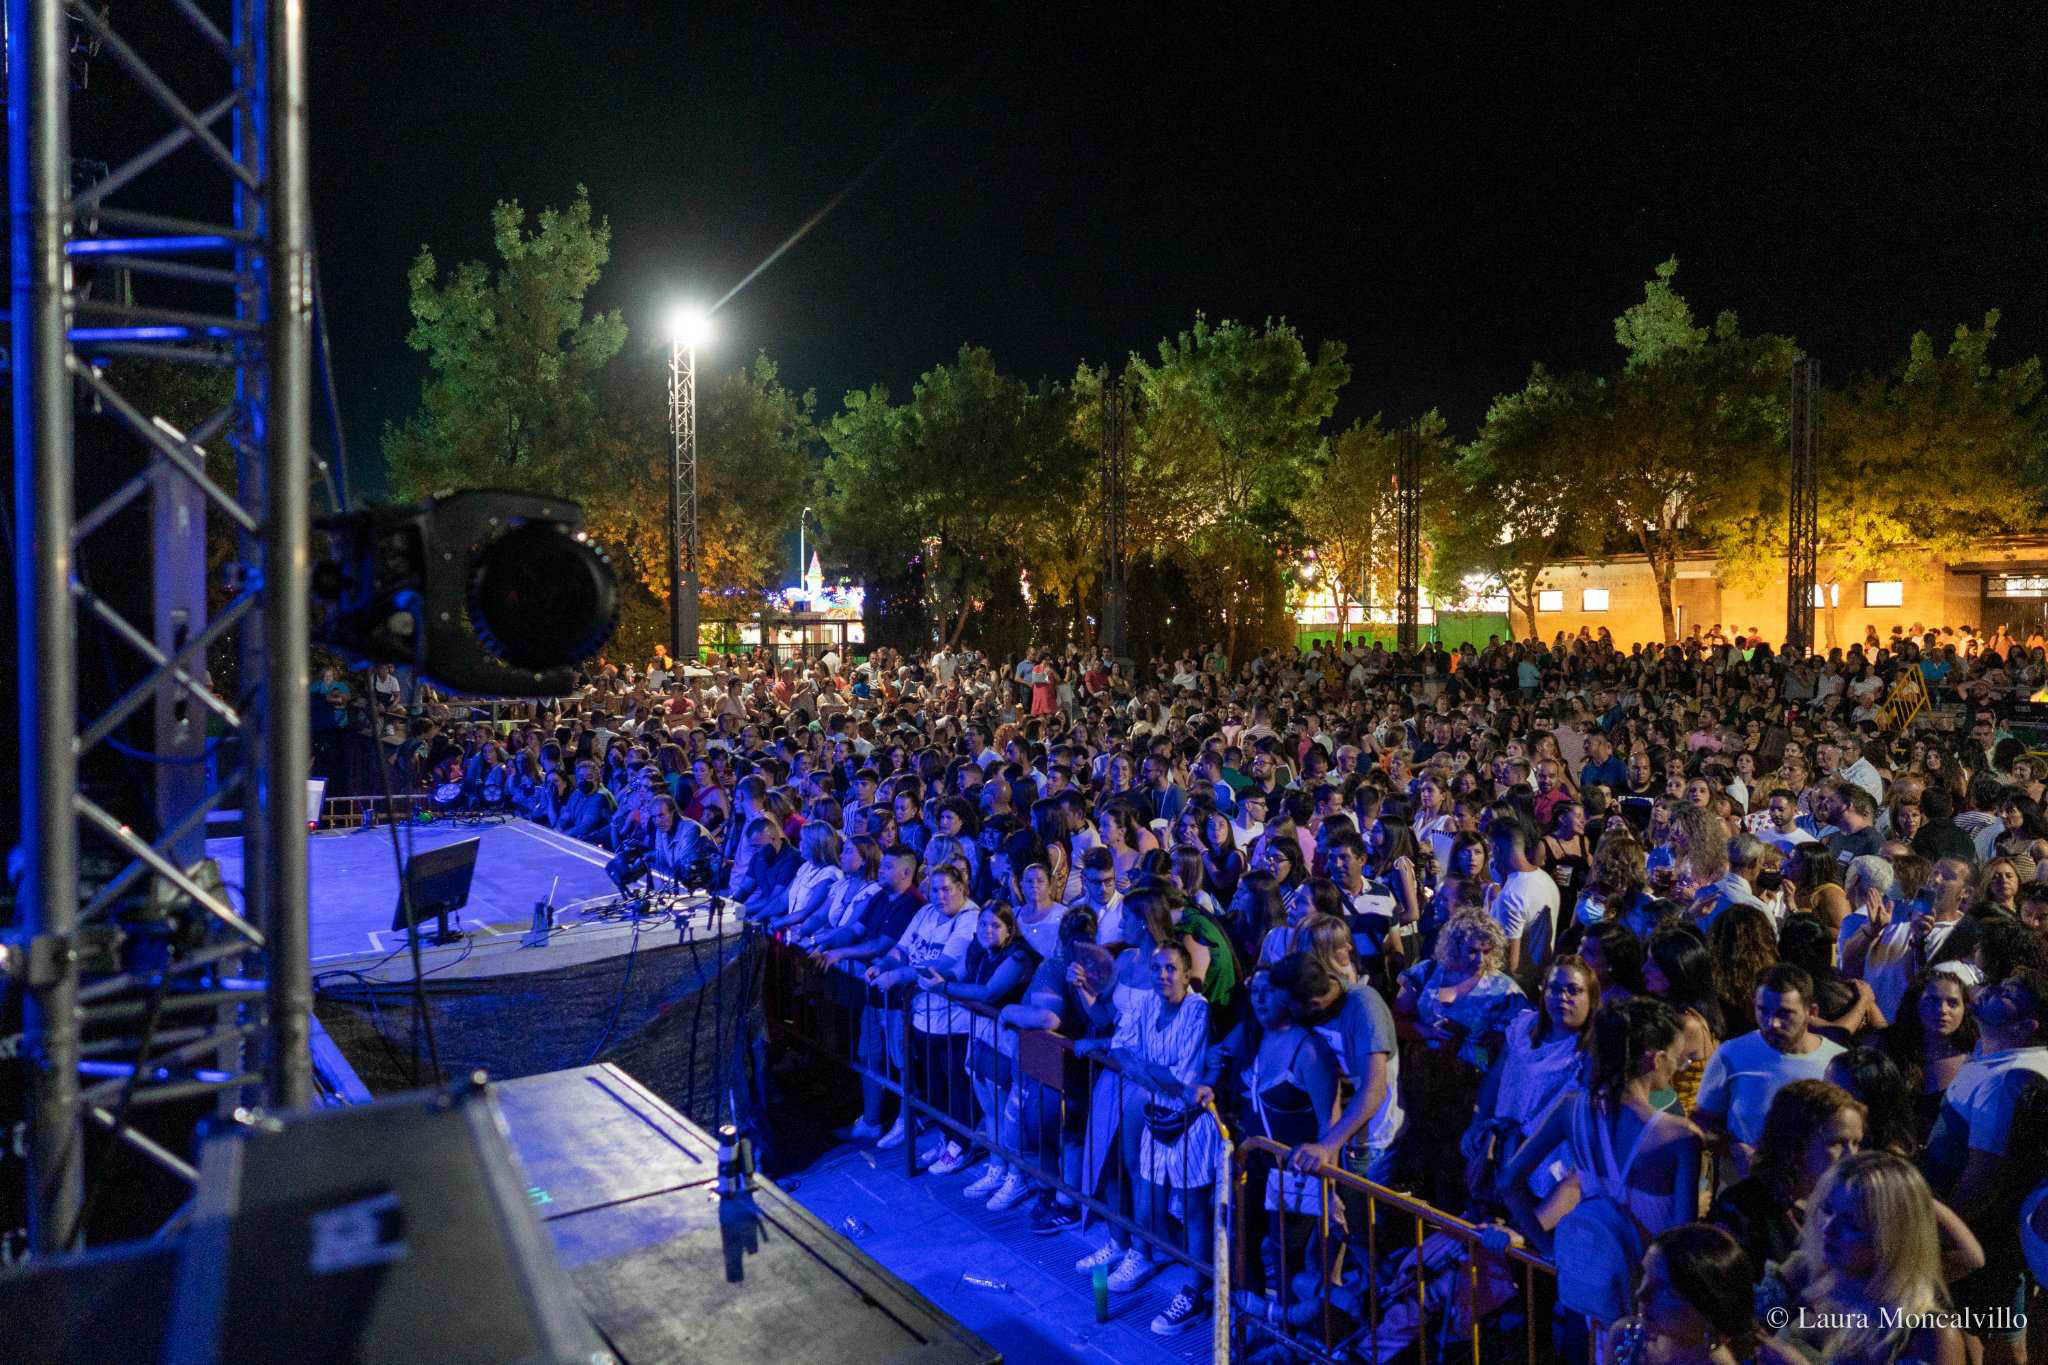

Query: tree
[
  {"left": 1126, "top": 315, "right": 1349, "bottom": 660},
  {"left": 382, "top": 189, "right": 813, "bottom": 647},
  {"left": 1434, "top": 366, "right": 1600, "bottom": 640},
  {"left": 1573, "top": 259, "right": 1796, "bottom": 643},
  {"left": 1711, "top": 312, "right": 2046, "bottom": 645},
  {"left": 1296, "top": 412, "right": 1452, "bottom": 641},
  {"left": 821, "top": 347, "right": 1087, "bottom": 654},
  {"left": 583, "top": 350, "right": 816, "bottom": 619},
  {"left": 384, "top": 186, "right": 626, "bottom": 500}
]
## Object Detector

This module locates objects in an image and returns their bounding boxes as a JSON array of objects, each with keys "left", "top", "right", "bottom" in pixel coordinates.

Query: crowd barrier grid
[
  {"left": 765, "top": 936, "right": 1227, "bottom": 1288},
  {"left": 1232, "top": 1134, "right": 1560, "bottom": 1365}
]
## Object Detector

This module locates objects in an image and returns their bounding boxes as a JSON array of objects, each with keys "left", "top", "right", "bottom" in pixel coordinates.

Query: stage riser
[{"left": 315, "top": 935, "right": 755, "bottom": 1131}]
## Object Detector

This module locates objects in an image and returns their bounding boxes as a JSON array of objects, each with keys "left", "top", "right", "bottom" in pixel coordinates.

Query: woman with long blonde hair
[{"left": 1776, "top": 1150, "right": 1962, "bottom": 1364}]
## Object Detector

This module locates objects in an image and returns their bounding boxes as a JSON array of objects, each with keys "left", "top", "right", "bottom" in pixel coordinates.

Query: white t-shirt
[
  {"left": 1858, "top": 916, "right": 1964, "bottom": 1020},
  {"left": 899, "top": 902, "right": 983, "bottom": 1035},
  {"left": 1694, "top": 1029, "right": 1846, "bottom": 1145},
  {"left": 1760, "top": 826, "right": 1818, "bottom": 857},
  {"left": 1491, "top": 868, "right": 1560, "bottom": 972},
  {"left": 1945, "top": 1046, "right": 2048, "bottom": 1157}
]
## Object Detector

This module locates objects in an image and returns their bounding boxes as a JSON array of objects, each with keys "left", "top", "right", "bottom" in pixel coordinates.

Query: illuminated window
[
  {"left": 1582, "top": 588, "right": 1610, "bottom": 612},
  {"left": 1537, "top": 590, "right": 1563, "bottom": 613},
  {"left": 1864, "top": 580, "right": 1904, "bottom": 608},
  {"left": 1810, "top": 583, "right": 1841, "bottom": 607}
]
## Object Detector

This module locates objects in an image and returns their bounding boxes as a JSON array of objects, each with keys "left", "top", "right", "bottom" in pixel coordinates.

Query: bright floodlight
[{"left": 666, "top": 305, "right": 713, "bottom": 348}]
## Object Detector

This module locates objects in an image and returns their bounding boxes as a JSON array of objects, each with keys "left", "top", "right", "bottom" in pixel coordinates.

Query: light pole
[
  {"left": 797, "top": 504, "right": 813, "bottom": 590},
  {"left": 665, "top": 306, "right": 712, "bottom": 662}
]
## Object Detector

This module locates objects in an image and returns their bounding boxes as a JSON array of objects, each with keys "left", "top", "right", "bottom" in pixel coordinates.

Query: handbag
[{"left": 1143, "top": 1099, "right": 1192, "bottom": 1144}]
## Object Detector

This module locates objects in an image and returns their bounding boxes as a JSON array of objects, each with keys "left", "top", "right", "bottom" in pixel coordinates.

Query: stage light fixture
[{"left": 314, "top": 489, "right": 618, "bottom": 696}]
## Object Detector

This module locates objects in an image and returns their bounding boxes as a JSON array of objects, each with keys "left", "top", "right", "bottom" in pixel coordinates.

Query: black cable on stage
[
  {"left": 584, "top": 915, "right": 644, "bottom": 1066},
  {"left": 370, "top": 672, "right": 441, "bottom": 1088},
  {"left": 712, "top": 899, "right": 728, "bottom": 1128},
  {"left": 308, "top": 967, "right": 410, "bottom": 1084},
  {"left": 685, "top": 929, "right": 705, "bottom": 1120}
]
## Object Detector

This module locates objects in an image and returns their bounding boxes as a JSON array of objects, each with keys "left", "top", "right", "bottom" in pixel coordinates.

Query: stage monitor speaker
[{"left": 163, "top": 1077, "right": 610, "bottom": 1365}]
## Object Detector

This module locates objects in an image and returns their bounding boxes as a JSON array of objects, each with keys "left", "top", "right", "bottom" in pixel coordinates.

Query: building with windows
[{"left": 1529, "top": 536, "right": 2048, "bottom": 648}]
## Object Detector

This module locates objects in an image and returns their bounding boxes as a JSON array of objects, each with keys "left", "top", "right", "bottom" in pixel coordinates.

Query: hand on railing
[
  {"left": 1287, "top": 1139, "right": 1342, "bottom": 1174},
  {"left": 1475, "top": 1220, "right": 1525, "bottom": 1255}
]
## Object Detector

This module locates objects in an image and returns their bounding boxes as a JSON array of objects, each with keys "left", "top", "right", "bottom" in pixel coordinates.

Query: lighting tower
[{"left": 665, "top": 306, "right": 712, "bottom": 661}]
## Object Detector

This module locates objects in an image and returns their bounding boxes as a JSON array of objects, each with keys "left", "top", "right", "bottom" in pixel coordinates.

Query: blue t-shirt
[{"left": 1307, "top": 983, "right": 1403, "bottom": 1150}]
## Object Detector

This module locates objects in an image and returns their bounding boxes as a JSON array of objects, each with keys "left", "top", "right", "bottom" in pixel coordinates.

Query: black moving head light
[{"left": 314, "top": 490, "right": 618, "bottom": 696}]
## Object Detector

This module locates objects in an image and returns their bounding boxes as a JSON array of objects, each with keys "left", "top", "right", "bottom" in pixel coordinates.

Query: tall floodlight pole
[
  {"left": 1396, "top": 425, "right": 1423, "bottom": 654},
  {"left": 1785, "top": 359, "right": 1820, "bottom": 658},
  {"left": 666, "top": 307, "right": 712, "bottom": 661}
]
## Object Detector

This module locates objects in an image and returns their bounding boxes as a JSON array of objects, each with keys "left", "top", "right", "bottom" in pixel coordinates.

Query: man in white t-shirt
[
  {"left": 1229, "top": 789, "right": 1268, "bottom": 851},
  {"left": 1756, "top": 788, "right": 1819, "bottom": 858},
  {"left": 1692, "top": 964, "right": 1846, "bottom": 1175},
  {"left": 1486, "top": 821, "right": 1559, "bottom": 987}
]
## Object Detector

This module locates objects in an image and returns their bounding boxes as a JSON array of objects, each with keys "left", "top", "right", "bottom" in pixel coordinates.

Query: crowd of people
[{"left": 379, "top": 625, "right": 2048, "bottom": 1359}]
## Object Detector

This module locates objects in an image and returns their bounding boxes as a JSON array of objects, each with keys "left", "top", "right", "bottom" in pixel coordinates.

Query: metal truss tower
[
  {"left": 1785, "top": 358, "right": 1820, "bottom": 658},
  {"left": 1395, "top": 424, "right": 1422, "bottom": 653},
  {"left": 667, "top": 337, "right": 699, "bottom": 660},
  {"left": 1099, "top": 375, "right": 1129, "bottom": 660},
  {"left": 9, "top": 0, "right": 315, "bottom": 1254}
]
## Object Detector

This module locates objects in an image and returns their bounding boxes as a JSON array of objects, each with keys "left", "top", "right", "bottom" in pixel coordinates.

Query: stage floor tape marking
[{"left": 504, "top": 820, "right": 615, "bottom": 868}]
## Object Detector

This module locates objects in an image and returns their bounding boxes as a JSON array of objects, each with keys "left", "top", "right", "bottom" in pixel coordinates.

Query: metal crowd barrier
[
  {"left": 763, "top": 938, "right": 1229, "bottom": 1320},
  {"left": 765, "top": 937, "right": 1567, "bottom": 1364},
  {"left": 317, "top": 793, "right": 426, "bottom": 830},
  {"left": 1233, "top": 1134, "right": 1558, "bottom": 1364}
]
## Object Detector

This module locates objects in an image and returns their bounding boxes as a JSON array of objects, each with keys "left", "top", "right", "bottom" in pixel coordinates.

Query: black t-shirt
[
  {"left": 1910, "top": 822, "right": 1977, "bottom": 867},
  {"left": 1826, "top": 825, "right": 1883, "bottom": 866},
  {"left": 862, "top": 888, "right": 926, "bottom": 945}
]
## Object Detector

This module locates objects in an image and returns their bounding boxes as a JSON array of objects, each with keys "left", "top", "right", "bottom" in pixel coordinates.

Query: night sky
[{"left": 302, "top": 3, "right": 2047, "bottom": 485}]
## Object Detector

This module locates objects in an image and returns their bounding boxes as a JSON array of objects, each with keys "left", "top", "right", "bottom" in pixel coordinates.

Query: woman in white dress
[{"left": 1076, "top": 938, "right": 1218, "bottom": 1334}]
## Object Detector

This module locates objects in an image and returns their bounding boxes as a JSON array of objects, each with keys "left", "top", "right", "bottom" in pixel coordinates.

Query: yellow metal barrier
[{"left": 1233, "top": 1134, "right": 1558, "bottom": 1364}]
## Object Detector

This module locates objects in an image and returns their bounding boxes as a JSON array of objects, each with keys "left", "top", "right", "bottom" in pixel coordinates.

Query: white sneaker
[
  {"left": 986, "top": 1170, "right": 1033, "bottom": 1212},
  {"left": 928, "top": 1143, "right": 972, "bottom": 1176},
  {"left": 1105, "top": 1248, "right": 1153, "bottom": 1292},
  {"left": 1074, "top": 1241, "right": 1125, "bottom": 1273},
  {"left": 875, "top": 1118, "right": 908, "bottom": 1150},
  {"left": 962, "top": 1162, "right": 1006, "bottom": 1198}
]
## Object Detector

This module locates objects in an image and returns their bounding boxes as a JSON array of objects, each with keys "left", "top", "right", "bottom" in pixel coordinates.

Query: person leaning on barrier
[
  {"left": 733, "top": 816, "right": 801, "bottom": 922},
  {"left": 762, "top": 822, "right": 844, "bottom": 933},
  {"left": 984, "top": 908, "right": 1110, "bottom": 1217},
  {"left": 1074, "top": 938, "right": 1218, "bottom": 1333},
  {"left": 818, "top": 845, "right": 927, "bottom": 1144},
  {"left": 1268, "top": 951, "right": 1400, "bottom": 1182}
]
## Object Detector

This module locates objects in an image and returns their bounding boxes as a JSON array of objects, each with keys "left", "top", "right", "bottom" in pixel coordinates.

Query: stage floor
[{"left": 209, "top": 816, "right": 658, "bottom": 963}]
